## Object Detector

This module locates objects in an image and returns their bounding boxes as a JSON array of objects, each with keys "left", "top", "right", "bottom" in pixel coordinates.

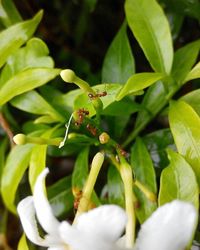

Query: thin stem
[{"left": 0, "top": 112, "right": 14, "bottom": 147}]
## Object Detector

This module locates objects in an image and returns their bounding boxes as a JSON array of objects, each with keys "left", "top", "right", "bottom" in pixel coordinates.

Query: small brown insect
[
  {"left": 88, "top": 91, "right": 107, "bottom": 100},
  {"left": 86, "top": 124, "right": 97, "bottom": 136},
  {"left": 73, "top": 188, "right": 83, "bottom": 210},
  {"left": 116, "top": 144, "right": 129, "bottom": 157},
  {"left": 74, "top": 108, "right": 89, "bottom": 126}
]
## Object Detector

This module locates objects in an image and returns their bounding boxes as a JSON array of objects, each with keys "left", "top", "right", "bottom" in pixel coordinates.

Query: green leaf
[
  {"left": 17, "top": 234, "right": 29, "bottom": 250},
  {"left": 116, "top": 72, "right": 164, "bottom": 101},
  {"left": 0, "top": 68, "right": 61, "bottom": 106},
  {"left": 180, "top": 89, "right": 200, "bottom": 116},
  {"left": 72, "top": 147, "right": 89, "bottom": 189},
  {"left": 125, "top": 0, "right": 173, "bottom": 74},
  {"left": 0, "top": 0, "right": 22, "bottom": 28},
  {"left": 0, "top": 10, "right": 43, "bottom": 68},
  {"left": 29, "top": 145, "right": 47, "bottom": 191},
  {"left": 0, "top": 38, "right": 54, "bottom": 86},
  {"left": 159, "top": 149, "right": 199, "bottom": 210},
  {"left": 169, "top": 101, "right": 200, "bottom": 187},
  {"left": 29, "top": 127, "right": 59, "bottom": 190},
  {"left": 107, "top": 165, "right": 125, "bottom": 207},
  {"left": 48, "top": 176, "right": 74, "bottom": 218},
  {"left": 102, "top": 98, "right": 140, "bottom": 116},
  {"left": 1, "top": 144, "right": 34, "bottom": 213},
  {"left": 135, "top": 80, "right": 167, "bottom": 129},
  {"left": 11, "top": 90, "right": 64, "bottom": 122},
  {"left": 102, "top": 22, "right": 135, "bottom": 84},
  {"left": 131, "top": 137, "right": 157, "bottom": 223},
  {"left": 171, "top": 40, "right": 200, "bottom": 85},
  {"left": 143, "top": 129, "right": 174, "bottom": 170},
  {"left": 184, "top": 61, "right": 200, "bottom": 82}
]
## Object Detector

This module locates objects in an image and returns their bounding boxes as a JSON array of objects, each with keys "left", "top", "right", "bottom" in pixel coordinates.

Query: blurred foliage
[{"left": 0, "top": 0, "right": 199, "bottom": 249}]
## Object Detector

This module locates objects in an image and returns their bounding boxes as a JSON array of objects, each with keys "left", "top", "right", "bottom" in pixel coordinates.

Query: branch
[{"left": 0, "top": 113, "right": 14, "bottom": 147}]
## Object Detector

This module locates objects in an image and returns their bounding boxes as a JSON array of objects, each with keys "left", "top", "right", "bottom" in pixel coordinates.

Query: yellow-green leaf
[
  {"left": 125, "top": 0, "right": 173, "bottom": 74},
  {"left": 0, "top": 10, "right": 43, "bottom": 68},
  {"left": 0, "top": 68, "right": 61, "bottom": 106},
  {"left": 169, "top": 101, "right": 200, "bottom": 186},
  {"left": 116, "top": 72, "right": 164, "bottom": 101},
  {"left": 159, "top": 149, "right": 199, "bottom": 210}
]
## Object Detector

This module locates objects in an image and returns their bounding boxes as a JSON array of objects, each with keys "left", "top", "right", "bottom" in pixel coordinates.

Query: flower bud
[
  {"left": 13, "top": 134, "right": 27, "bottom": 145},
  {"left": 60, "top": 69, "right": 76, "bottom": 83},
  {"left": 99, "top": 132, "right": 110, "bottom": 144}
]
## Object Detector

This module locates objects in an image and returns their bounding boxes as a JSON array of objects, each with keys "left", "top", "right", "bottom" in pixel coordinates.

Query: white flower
[
  {"left": 133, "top": 199, "right": 197, "bottom": 250},
  {"left": 17, "top": 168, "right": 197, "bottom": 250},
  {"left": 17, "top": 168, "right": 127, "bottom": 250}
]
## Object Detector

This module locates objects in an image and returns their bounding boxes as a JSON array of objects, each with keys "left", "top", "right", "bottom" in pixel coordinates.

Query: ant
[
  {"left": 74, "top": 108, "right": 89, "bottom": 126},
  {"left": 116, "top": 144, "right": 129, "bottom": 158},
  {"left": 86, "top": 124, "right": 97, "bottom": 136},
  {"left": 88, "top": 91, "right": 107, "bottom": 100},
  {"left": 73, "top": 188, "right": 83, "bottom": 210}
]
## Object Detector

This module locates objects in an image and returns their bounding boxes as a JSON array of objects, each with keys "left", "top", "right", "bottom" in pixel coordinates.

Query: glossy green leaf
[
  {"left": 131, "top": 137, "right": 157, "bottom": 223},
  {"left": 107, "top": 165, "right": 124, "bottom": 207},
  {"left": 11, "top": 90, "right": 64, "bottom": 122},
  {"left": 102, "top": 22, "right": 135, "bottom": 84},
  {"left": 48, "top": 176, "right": 74, "bottom": 218},
  {"left": 0, "top": 38, "right": 54, "bottom": 86},
  {"left": 0, "top": 68, "right": 61, "bottom": 106},
  {"left": 125, "top": 0, "right": 173, "bottom": 74},
  {"left": 169, "top": 101, "right": 200, "bottom": 186},
  {"left": 72, "top": 147, "right": 89, "bottom": 188},
  {"left": 1, "top": 144, "right": 34, "bottom": 213},
  {"left": 143, "top": 129, "right": 174, "bottom": 170},
  {"left": 17, "top": 234, "right": 29, "bottom": 250},
  {"left": 180, "top": 89, "right": 200, "bottom": 116},
  {"left": 159, "top": 149, "right": 199, "bottom": 210},
  {"left": 116, "top": 72, "right": 164, "bottom": 101},
  {"left": 0, "top": 0, "right": 22, "bottom": 27},
  {"left": 102, "top": 98, "right": 140, "bottom": 116},
  {"left": 0, "top": 10, "right": 43, "bottom": 68},
  {"left": 184, "top": 61, "right": 200, "bottom": 82},
  {"left": 171, "top": 40, "right": 200, "bottom": 84}
]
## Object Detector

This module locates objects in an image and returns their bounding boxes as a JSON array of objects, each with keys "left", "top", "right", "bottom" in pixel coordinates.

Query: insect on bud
[{"left": 99, "top": 132, "right": 110, "bottom": 144}]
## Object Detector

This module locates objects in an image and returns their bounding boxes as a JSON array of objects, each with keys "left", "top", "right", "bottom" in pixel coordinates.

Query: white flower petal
[
  {"left": 17, "top": 196, "right": 48, "bottom": 247},
  {"left": 59, "top": 221, "right": 118, "bottom": 250},
  {"left": 33, "top": 168, "right": 60, "bottom": 235},
  {"left": 76, "top": 205, "right": 127, "bottom": 242},
  {"left": 134, "top": 200, "right": 197, "bottom": 250}
]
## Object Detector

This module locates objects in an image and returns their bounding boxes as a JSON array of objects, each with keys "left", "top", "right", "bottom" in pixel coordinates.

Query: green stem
[
  {"left": 122, "top": 85, "right": 178, "bottom": 148},
  {"left": 60, "top": 69, "right": 103, "bottom": 113},
  {"left": 73, "top": 152, "right": 104, "bottom": 223}
]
